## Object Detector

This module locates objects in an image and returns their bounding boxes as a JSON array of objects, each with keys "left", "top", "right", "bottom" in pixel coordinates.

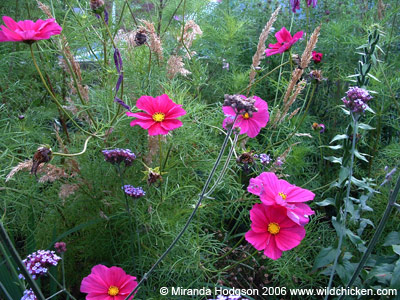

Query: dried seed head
[
  {"left": 223, "top": 94, "right": 258, "bottom": 115},
  {"left": 31, "top": 146, "right": 52, "bottom": 176},
  {"left": 309, "top": 69, "right": 325, "bottom": 83},
  {"left": 236, "top": 151, "right": 255, "bottom": 165},
  {"left": 90, "top": 0, "right": 105, "bottom": 13}
]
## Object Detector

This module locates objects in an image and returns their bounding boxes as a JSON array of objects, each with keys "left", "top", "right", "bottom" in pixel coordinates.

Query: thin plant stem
[
  {"left": 339, "top": 173, "right": 400, "bottom": 300},
  {"left": 124, "top": 114, "right": 239, "bottom": 299},
  {"left": 124, "top": 0, "right": 138, "bottom": 26},
  {"left": 325, "top": 114, "right": 359, "bottom": 299},
  {"left": 161, "top": 0, "right": 185, "bottom": 38},
  {"left": 205, "top": 132, "right": 239, "bottom": 198},
  {"left": 158, "top": 135, "right": 164, "bottom": 202},
  {"left": 0, "top": 221, "right": 45, "bottom": 300},
  {"left": 318, "top": 132, "right": 324, "bottom": 172},
  {"left": 47, "top": 272, "right": 77, "bottom": 300},
  {"left": 29, "top": 45, "right": 97, "bottom": 138},
  {"left": 242, "top": 61, "right": 290, "bottom": 96},
  {"left": 272, "top": 52, "right": 285, "bottom": 109},
  {"left": 53, "top": 136, "right": 93, "bottom": 157},
  {"left": 116, "top": 165, "right": 137, "bottom": 271},
  {"left": 61, "top": 253, "right": 65, "bottom": 289},
  {"left": 45, "top": 290, "right": 64, "bottom": 300}
]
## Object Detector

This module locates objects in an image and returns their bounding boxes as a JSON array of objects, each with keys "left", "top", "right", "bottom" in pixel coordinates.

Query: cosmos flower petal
[
  {"left": 0, "top": 17, "right": 61, "bottom": 43},
  {"left": 160, "top": 119, "right": 183, "bottom": 131},
  {"left": 148, "top": 122, "right": 169, "bottom": 135},
  {"left": 286, "top": 186, "right": 315, "bottom": 203},
  {"left": 275, "top": 27, "right": 292, "bottom": 43},
  {"left": 245, "top": 229, "right": 269, "bottom": 251},
  {"left": 130, "top": 118, "right": 154, "bottom": 129},
  {"left": 135, "top": 95, "right": 157, "bottom": 114},
  {"left": 275, "top": 226, "right": 305, "bottom": 251},
  {"left": 165, "top": 105, "right": 186, "bottom": 118},
  {"left": 263, "top": 236, "right": 282, "bottom": 260},
  {"left": 80, "top": 265, "right": 138, "bottom": 300},
  {"left": 222, "top": 105, "right": 236, "bottom": 116}
]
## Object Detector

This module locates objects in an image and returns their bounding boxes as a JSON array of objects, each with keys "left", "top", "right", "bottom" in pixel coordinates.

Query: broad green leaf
[
  {"left": 330, "top": 134, "right": 348, "bottom": 143},
  {"left": 367, "top": 73, "right": 381, "bottom": 82},
  {"left": 339, "top": 167, "right": 350, "bottom": 185},
  {"left": 316, "top": 198, "right": 335, "bottom": 207},
  {"left": 393, "top": 245, "right": 400, "bottom": 256},
  {"left": 384, "top": 232, "right": 400, "bottom": 246},
  {"left": 324, "top": 156, "right": 343, "bottom": 165},
  {"left": 354, "top": 149, "right": 369, "bottom": 162},
  {"left": 390, "top": 259, "right": 400, "bottom": 289},
  {"left": 313, "top": 247, "right": 337, "bottom": 270},
  {"left": 358, "top": 123, "right": 375, "bottom": 130}
]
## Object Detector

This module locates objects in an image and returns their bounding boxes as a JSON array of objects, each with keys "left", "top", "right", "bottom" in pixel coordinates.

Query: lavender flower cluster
[
  {"left": 21, "top": 289, "right": 36, "bottom": 300},
  {"left": 102, "top": 148, "right": 136, "bottom": 166},
  {"left": 342, "top": 86, "right": 372, "bottom": 114},
  {"left": 122, "top": 185, "right": 146, "bottom": 198},
  {"left": 19, "top": 250, "right": 61, "bottom": 280}
]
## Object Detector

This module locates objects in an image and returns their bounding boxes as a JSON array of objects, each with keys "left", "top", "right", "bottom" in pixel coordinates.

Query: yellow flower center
[
  {"left": 243, "top": 112, "right": 250, "bottom": 119},
  {"left": 278, "top": 192, "right": 287, "bottom": 200},
  {"left": 152, "top": 112, "right": 165, "bottom": 122},
  {"left": 108, "top": 286, "right": 119, "bottom": 296},
  {"left": 268, "top": 222, "right": 280, "bottom": 235}
]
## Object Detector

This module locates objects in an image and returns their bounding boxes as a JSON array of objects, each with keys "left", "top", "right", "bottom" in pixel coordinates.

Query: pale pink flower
[
  {"left": 0, "top": 16, "right": 62, "bottom": 43},
  {"left": 80, "top": 265, "right": 137, "bottom": 300},
  {"left": 265, "top": 27, "right": 303, "bottom": 56},
  {"left": 222, "top": 95, "right": 269, "bottom": 138},
  {"left": 245, "top": 204, "right": 306, "bottom": 260},
  {"left": 248, "top": 172, "right": 315, "bottom": 225},
  {"left": 126, "top": 94, "right": 186, "bottom": 136}
]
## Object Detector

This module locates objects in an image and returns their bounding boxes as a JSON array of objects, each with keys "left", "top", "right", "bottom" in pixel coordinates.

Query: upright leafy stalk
[
  {"left": 124, "top": 114, "right": 239, "bottom": 299},
  {"left": 338, "top": 173, "right": 400, "bottom": 300},
  {"left": 325, "top": 114, "right": 358, "bottom": 298},
  {"left": 0, "top": 221, "right": 45, "bottom": 300}
]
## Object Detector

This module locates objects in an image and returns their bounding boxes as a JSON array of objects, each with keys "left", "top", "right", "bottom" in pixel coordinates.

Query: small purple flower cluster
[
  {"left": 21, "top": 289, "right": 36, "bottom": 300},
  {"left": 209, "top": 295, "right": 249, "bottom": 300},
  {"left": 102, "top": 148, "right": 136, "bottom": 166},
  {"left": 258, "top": 153, "right": 271, "bottom": 165},
  {"left": 342, "top": 87, "right": 372, "bottom": 114},
  {"left": 54, "top": 242, "right": 67, "bottom": 253},
  {"left": 122, "top": 185, "right": 146, "bottom": 198},
  {"left": 19, "top": 250, "right": 61, "bottom": 280}
]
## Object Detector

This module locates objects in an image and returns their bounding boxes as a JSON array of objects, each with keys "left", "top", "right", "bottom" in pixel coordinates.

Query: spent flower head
[
  {"left": 19, "top": 250, "right": 61, "bottom": 280},
  {"left": 102, "top": 149, "right": 136, "bottom": 167}
]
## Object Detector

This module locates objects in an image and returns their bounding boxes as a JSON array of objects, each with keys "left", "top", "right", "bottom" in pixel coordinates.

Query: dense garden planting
[{"left": 1, "top": 0, "right": 399, "bottom": 299}]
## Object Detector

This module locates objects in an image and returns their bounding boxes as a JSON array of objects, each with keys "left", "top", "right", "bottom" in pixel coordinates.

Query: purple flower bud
[{"left": 54, "top": 242, "right": 67, "bottom": 253}]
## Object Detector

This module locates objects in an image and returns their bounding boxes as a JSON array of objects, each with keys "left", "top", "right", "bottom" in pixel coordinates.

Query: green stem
[
  {"left": 0, "top": 221, "right": 45, "bottom": 300},
  {"left": 116, "top": 165, "right": 136, "bottom": 271},
  {"left": 29, "top": 45, "right": 97, "bottom": 138},
  {"left": 325, "top": 114, "right": 359, "bottom": 299},
  {"left": 124, "top": 114, "right": 239, "bottom": 299},
  {"left": 52, "top": 136, "right": 92, "bottom": 157},
  {"left": 272, "top": 52, "right": 285, "bottom": 109},
  {"left": 47, "top": 272, "right": 77, "bottom": 300},
  {"left": 339, "top": 173, "right": 400, "bottom": 300}
]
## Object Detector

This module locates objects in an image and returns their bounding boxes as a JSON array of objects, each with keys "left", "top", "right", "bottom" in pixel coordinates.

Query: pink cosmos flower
[
  {"left": 80, "top": 264, "right": 138, "bottom": 300},
  {"left": 265, "top": 27, "right": 303, "bottom": 56},
  {"left": 312, "top": 51, "right": 323, "bottom": 63},
  {"left": 0, "top": 16, "right": 62, "bottom": 43},
  {"left": 126, "top": 94, "right": 186, "bottom": 136},
  {"left": 247, "top": 172, "right": 315, "bottom": 225},
  {"left": 222, "top": 95, "right": 269, "bottom": 138},
  {"left": 245, "top": 204, "right": 306, "bottom": 260}
]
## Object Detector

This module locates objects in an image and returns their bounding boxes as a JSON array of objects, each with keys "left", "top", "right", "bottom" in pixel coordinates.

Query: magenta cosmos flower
[
  {"left": 80, "top": 265, "right": 138, "bottom": 300},
  {"left": 126, "top": 94, "right": 186, "bottom": 136},
  {"left": 245, "top": 204, "right": 306, "bottom": 260},
  {"left": 248, "top": 172, "right": 315, "bottom": 225},
  {"left": 222, "top": 95, "right": 269, "bottom": 138},
  {"left": 0, "top": 16, "right": 62, "bottom": 43},
  {"left": 265, "top": 27, "right": 303, "bottom": 56}
]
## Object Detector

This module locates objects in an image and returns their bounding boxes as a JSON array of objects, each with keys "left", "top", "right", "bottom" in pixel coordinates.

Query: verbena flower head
[
  {"left": 122, "top": 185, "right": 145, "bottom": 198},
  {"left": 342, "top": 86, "right": 372, "bottom": 114},
  {"left": 80, "top": 264, "right": 138, "bottom": 300},
  {"left": 222, "top": 95, "right": 269, "bottom": 138},
  {"left": 265, "top": 27, "right": 303, "bottom": 56},
  {"left": 126, "top": 94, "right": 186, "bottom": 136},
  {"left": 54, "top": 242, "right": 67, "bottom": 253},
  {"left": 0, "top": 16, "right": 62, "bottom": 44},
  {"left": 248, "top": 172, "right": 315, "bottom": 225},
  {"left": 259, "top": 153, "right": 271, "bottom": 165},
  {"left": 21, "top": 289, "right": 37, "bottom": 300},
  {"left": 19, "top": 250, "right": 61, "bottom": 280},
  {"left": 102, "top": 149, "right": 136, "bottom": 167},
  {"left": 245, "top": 204, "right": 306, "bottom": 260}
]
